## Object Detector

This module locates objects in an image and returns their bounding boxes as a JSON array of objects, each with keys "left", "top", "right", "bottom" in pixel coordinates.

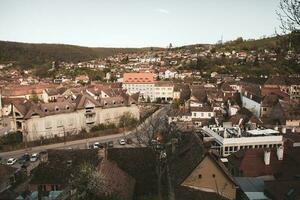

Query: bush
[
  {"left": 0, "top": 131, "right": 23, "bottom": 145},
  {"left": 90, "top": 123, "right": 116, "bottom": 132}
]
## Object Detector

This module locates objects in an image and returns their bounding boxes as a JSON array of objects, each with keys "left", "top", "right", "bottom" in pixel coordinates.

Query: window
[
  {"left": 57, "top": 120, "right": 63, "bottom": 128},
  {"left": 208, "top": 113, "right": 211, "bottom": 117},
  {"left": 68, "top": 118, "right": 74, "bottom": 126},
  {"left": 198, "top": 174, "right": 202, "bottom": 179},
  {"left": 193, "top": 113, "right": 196, "bottom": 117},
  {"left": 212, "top": 174, "right": 216, "bottom": 178},
  {"left": 45, "top": 121, "right": 52, "bottom": 129}
]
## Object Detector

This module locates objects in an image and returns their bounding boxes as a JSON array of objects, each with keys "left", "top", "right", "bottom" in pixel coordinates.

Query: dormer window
[
  {"left": 44, "top": 108, "right": 48, "bottom": 112},
  {"left": 121, "top": 101, "right": 124, "bottom": 104},
  {"left": 66, "top": 106, "right": 70, "bottom": 110},
  {"left": 104, "top": 101, "right": 108, "bottom": 106},
  {"left": 113, "top": 101, "right": 116, "bottom": 104},
  {"left": 55, "top": 107, "right": 59, "bottom": 111}
]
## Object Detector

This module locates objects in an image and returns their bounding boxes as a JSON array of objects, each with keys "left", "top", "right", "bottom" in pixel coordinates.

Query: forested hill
[{"left": 0, "top": 41, "right": 158, "bottom": 67}]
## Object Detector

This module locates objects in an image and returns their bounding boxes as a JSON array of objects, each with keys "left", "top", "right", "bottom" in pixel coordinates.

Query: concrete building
[{"left": 201, "top": 124, "right": 283, "bottom": 157}]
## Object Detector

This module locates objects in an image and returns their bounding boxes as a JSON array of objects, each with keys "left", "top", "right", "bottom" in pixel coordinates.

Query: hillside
[
  {"left": 216, "top": 32, "right": 300, "bottom": 52},
  {"left": 0, "top": 41, "right": 160, "bottom": 67}
]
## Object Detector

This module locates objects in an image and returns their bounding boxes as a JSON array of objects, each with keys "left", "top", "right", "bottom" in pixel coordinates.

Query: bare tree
[
  {"left": 133, "top": 108, "right": 181, "bottom": 200},
  {"left": 277, "top": 0, "right": 300, "bottom": 33}
]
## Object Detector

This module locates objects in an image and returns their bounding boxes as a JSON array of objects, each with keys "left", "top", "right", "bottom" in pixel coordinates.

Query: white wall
[
  {"left": 191, "top": 111, "right": 214, "bottom": 119},
  {"left": 242, "top": 96, "right": 261, "bottom": 117},
  {"left": 24, "top": 105, "right": 140, "bottom": 141}
]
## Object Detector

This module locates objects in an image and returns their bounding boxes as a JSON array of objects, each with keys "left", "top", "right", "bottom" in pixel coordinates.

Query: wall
[
  {"left": 123, "top": 83, "right": 154, "bottom": 101},
  {"left": 241, "top": 96, "right": 260, "bottom": 117},
  {"left": 191, "top": 111, "right": 214, "bottom": 119},
  {"left": 24, "top": 105, "right": 140, "bottom": 141},
  {"left": 182, "top": 156, "right": 236, "bottom": 200}
]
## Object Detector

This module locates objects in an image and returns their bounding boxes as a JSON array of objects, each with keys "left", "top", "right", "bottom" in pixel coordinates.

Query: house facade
[{"left": 1, "top": 92, "right": 139, "bottom": 142}]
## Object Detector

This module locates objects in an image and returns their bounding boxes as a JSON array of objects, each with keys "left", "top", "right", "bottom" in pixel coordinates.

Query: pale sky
[{"left": 0, "top": 0, "right": 282, "bottom": 47}]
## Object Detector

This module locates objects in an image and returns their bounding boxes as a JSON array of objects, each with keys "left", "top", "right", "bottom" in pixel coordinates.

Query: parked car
[
  {"left": 126, "top": 138, "right": 133, "bottom": 144},
  {"left": 7, "top": 157, "right": 17, "bottom": 165},
  {"left": 107, "top": 141, "right": 114, "bottom": 148},
  {"left": 93, "top": 142, "right": 100, "bottom": 149},
  {"left": 93, "top": 142, "right": 104, "bottom": 149},
  {"left": 18, "top": 154, "right": 30, "bottom": 164},
  {"left": 119, "top": 139, "right": 126, "bottom": 145},
  {"left": 30, "top": 153, "right": 39, "bottom": 162}
]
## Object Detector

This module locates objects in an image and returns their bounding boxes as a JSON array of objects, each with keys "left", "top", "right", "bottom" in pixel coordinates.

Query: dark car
[
  {"left": 18, "top": 154, "right": 30, "bottom": 164},
  {"left": 107, "top": 141, "right": 114, "bottom": 148},
  {"left": 126, "top": 138, "right": 133, "bottom": 144}
]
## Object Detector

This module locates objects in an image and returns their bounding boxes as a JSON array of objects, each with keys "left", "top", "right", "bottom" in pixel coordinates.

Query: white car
[
  {"left": 93, "top": 142, "right": 100, "bottom": 149},
  {"left": 119, "top": 139, "right": 126, "bottom": 145},
  {"left": 30, "top": 153, "right": 39, "bottom": 162},
  {"left": 7, "top": 158, "right": 17, "bottom": 165}
]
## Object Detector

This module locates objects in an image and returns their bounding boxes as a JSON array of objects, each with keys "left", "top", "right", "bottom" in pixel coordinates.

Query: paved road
[{"left": 0, "top": 105, "right": 170, "bottom": 161}]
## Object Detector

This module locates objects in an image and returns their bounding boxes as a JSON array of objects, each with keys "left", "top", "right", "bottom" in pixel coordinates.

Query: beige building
[
  {"left": 181, "top": 153, "right": 238, "bottom": 200},
  {"left": 1, "top": 92, "right": 139, "bottom": 141},
  {"left": 153, "top": 81, "right": 174, "bottom": 102}
]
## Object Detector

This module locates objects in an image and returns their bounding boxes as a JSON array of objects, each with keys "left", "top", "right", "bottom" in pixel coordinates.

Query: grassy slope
[{"left": 0, "top": 41, "right": 161, "bottom": 67}]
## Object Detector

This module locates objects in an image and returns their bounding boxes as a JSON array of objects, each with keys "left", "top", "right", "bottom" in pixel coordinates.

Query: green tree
[{"left": 119, "top": 112, "right": 139, "bottom": 128}]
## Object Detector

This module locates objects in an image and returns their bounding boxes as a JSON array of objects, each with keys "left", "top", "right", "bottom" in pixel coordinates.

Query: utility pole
[
  {"left": 123, "top": 120, "right": 126, "bottom": 138},
  {"left": 24, "top": 126, "right": 28, "bottom": 149},
  {"left": 63, "top": 127, "right": 66, "bottom": 144}
]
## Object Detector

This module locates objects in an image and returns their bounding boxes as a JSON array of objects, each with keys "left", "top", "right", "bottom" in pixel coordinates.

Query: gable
[
  {"left": 182, "top": 155, "right": 236, "bottom": 200},
  {"left": 84, "top": 100, "right": 95, "bottom": 108}
]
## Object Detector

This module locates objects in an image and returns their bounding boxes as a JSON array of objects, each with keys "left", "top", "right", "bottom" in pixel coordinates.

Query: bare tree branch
[{"left": 277, "top": 0, "right": 300, "bottom": 33}]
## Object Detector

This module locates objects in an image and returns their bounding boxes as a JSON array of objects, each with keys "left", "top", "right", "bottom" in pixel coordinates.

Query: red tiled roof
[
  {"left": 1, "top": 84, "right": 54, "bottom": 96},
  {"left": 228, "top": 148, "right": 283, "bottom": 177},
  {"left": 123, "top": 73, "right": 154, "bottom": 83}
]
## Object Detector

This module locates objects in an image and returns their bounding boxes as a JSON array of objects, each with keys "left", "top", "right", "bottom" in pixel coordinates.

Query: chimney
[
  {"left": 277, "top": 146, "right": 284, "bottom": 161},
  {"left": 264, "top": 150, "right": 271, "bottom": 165},
  {"left": 237, "top": 127, "right": 242, "bottom": 137}
]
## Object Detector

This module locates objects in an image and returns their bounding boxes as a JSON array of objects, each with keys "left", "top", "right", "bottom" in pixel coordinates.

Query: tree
[
  {"left": 277, "top": 0, "right": 300, "bottom": 33},
  {"left": 119, "top": 112, "right": 139, "bottom": 128},
  {"left": 133, "top": 107, "right": 181, "bottom": 200},
  {"left": 72, "top": 163, "right": 120, "bottom": 200}
]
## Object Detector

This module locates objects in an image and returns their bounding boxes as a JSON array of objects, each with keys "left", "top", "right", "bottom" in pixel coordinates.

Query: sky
[{"left": 0, "top": 0, "right": 282, "bottom": 48}]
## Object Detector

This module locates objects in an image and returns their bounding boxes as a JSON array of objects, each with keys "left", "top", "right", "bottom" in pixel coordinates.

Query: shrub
[
  {"left": 0, "top": 131, "right": 23, "bottom": 145},
  {"left": 90, "top": 123, "right": 116, "bottom": 132}
]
